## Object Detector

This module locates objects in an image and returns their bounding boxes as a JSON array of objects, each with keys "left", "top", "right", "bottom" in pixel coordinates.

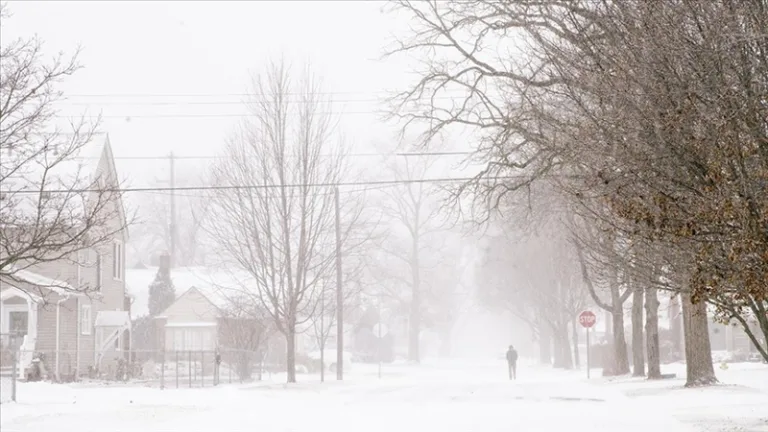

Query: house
[
  {"left": 0, "top": 134, "right": 131, "bottom": 380},
  {"left": 126, "top": 262, "right": 276, "bottom": 352},
  {"left": 125, "top": 261, "right": 361, "bottom": 373}
]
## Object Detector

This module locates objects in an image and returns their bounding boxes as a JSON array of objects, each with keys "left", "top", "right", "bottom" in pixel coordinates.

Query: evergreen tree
[{"left": 148, "top": 254, "right": 176, "bottom": 317}]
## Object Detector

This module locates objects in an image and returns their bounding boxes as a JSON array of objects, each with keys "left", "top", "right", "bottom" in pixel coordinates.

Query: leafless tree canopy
[
  {"left": 389, "top": 0, "right": 768, "bottom": 376},
  {"left": 0, "top": 5, "right": 128, "bottom": 298},
  {"left": 204, "top": 59, "right": 365, "bottom": 382}
]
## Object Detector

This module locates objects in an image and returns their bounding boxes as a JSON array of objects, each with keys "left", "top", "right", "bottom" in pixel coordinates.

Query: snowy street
[{"left": 0, "top": 360, "right": 717, "bottom": 432}]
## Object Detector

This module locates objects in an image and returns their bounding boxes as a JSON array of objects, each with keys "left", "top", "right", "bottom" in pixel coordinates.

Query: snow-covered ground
[
  {"left": 598, "top": 362, "right": 768, "bottom": 432},
  {"left": 1, "top": 358, "right": 765, "bottom": 432}
]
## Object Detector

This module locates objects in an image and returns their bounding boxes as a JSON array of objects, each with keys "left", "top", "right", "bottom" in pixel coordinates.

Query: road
[{"left": 0, "top": 360, "right": 695, "bottom": 432}]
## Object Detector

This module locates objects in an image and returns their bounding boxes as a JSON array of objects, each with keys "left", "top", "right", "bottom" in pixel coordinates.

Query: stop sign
[{"left": 579, "top": 311, "right": 597, "bottom": 328}]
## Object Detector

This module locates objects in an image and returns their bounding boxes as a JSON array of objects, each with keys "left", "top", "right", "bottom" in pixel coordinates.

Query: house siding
[
  {"left": 2, "top": 139, "right": 129, "bottom": 380},
  {"left": 33, "top": 294, "right": 78, "bottom": 379},
  {"left": 160, "top": 288, "right": 219, "bottom": 352},
  {"left": 163, "top": 289, "right": 219, "bottom": 325}
]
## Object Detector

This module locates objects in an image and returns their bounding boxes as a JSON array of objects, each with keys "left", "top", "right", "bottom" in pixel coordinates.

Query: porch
[
  {"left": 0, "top": 286, "right": 40, "bottom": 379},
  {"left": 94, "top": 310, "right": 132, "bottom": 370}
]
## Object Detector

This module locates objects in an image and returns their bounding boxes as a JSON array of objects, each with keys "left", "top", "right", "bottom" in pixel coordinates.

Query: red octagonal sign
[{"left": 579, "top": 310, "right": 597, "bottom": 329}]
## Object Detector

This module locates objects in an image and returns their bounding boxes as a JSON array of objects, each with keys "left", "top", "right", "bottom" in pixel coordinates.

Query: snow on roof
[
  {"left": 2, "top": 264, "right": 82, "bottom": 297},
  {"left": 125, "top": 266, "right": 258, "bottom": 319},
  {"left": 95, "top": 310, "right": 131, "bottom": 328}
]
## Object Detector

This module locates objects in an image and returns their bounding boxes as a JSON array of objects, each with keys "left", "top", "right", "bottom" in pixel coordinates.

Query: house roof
[
  {"left": 125, "top": 266, "right": 258, "bottom": 318},
  {"left": 0, "top": 264, "right": 85, "bottom": 298},
  {"left": 1, "top": 134, "right": 128, "bottom": 237}
]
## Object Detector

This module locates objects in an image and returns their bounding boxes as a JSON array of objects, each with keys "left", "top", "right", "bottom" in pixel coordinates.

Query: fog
[{"left": 2, "top": 1, "right": 766, "bottom": 431}]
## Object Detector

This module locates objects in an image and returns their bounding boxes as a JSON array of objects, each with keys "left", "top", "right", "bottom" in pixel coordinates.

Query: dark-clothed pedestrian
[{"left": 506, "top": 345, "right": 518, "bottom": 380}]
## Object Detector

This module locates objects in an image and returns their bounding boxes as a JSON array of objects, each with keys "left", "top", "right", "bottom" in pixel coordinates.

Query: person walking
[{"left": 506, "top": 345, "right": 518, "bottom": 380}]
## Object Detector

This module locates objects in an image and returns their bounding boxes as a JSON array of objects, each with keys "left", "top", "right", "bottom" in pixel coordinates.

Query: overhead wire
[
  {"left": 69, "top": 151, "right": 474, "bottom": 161},
  {"left": 140, "top": 182, "right": 401, "bottom": 199},
  {"left": 50, "top": 89, "right": 468, "bottom": 119},
  {"left": 52, "top": 110, "right": 409, "bottom": 119},
  {"left": 53, "top": 96, "right": 458, "bottom": 107},
  {"left": 59, "top": 89, "right": 470, "bottom": 99},
  {"left": 8, "top": 174, "right": 537, "bottom": 195}
]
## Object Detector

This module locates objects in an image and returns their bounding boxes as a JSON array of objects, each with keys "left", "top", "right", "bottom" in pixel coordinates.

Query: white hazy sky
[{"left": 1, "top": 0, "right": 450, "bottom": 187}]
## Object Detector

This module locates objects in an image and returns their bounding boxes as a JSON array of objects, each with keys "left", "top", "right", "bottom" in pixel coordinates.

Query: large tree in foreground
[
  {"left": 0, "top": 4, "right": 126, "bottom": 300},
  {"left": 205, "top": 59, "right": 362, "bottom": 383},
  {"left": 387, "top": 0, "right": 768, "bottom": 385}
]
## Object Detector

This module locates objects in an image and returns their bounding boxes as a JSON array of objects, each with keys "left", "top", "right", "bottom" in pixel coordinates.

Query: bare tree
[
  {"left": 419, "top": 229, "right": 473, "bottom": 358},
  {"left": 387, "top": 0, "right": 768, "bottom": 385},
  {"left": 204, "top": 59, "right": 363, "bottom": 383},
  {"left": 0, "top": 4, "right": 128, "bottom": 299},
  {"left": 218, "top": 299, "right": 275, "bottom": 382},
  {"left": 310, "top": 272, "right": 365, "bottom": 381},
  {"left": 371, "top": 151, "right": 448, "bottom": 363},
  {"left": 478, "top": 207, "right": 587, "bottom": 370}
]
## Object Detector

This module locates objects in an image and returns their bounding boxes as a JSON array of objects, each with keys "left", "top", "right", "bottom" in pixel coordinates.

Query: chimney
[{"left": 159, "top": 252, "right": 171, "bottom": 277}]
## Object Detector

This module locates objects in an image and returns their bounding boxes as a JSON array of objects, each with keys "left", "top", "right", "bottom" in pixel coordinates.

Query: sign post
[
  {"left": 373, "top": 322, "right": 388, "bottom": 379},
  {"left": 578, "top": 310, "right": 597, "bottom": 379}
]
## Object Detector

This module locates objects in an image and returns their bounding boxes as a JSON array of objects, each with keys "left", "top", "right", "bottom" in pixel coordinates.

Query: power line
[
  {"left": 71, "top": 151, "right": 474, "bottom": 161},
  {"left": 52, "top": 110, "right": 394, "bottom": 119},
  {"left": 140, "top": 183, "right": 399, "bottom": 199},
  {"left": 53, "top": 96, "right": 458, "bottom": 106},
  {"left": 60, "top": 90, "right": 468, "bottom": 99},
  {"left": 8, "top": 175, "right": 527, "bottom": 194}
]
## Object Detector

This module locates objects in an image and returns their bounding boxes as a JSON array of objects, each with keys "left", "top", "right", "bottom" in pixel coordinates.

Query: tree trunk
[
  {"left": 552, "top": 323, "right": 573, "bottom": 369},
  {"left": 604, "top": 276, "right": 629, "bottom": 376},
  {"left": 669, "top": 295, "right": 683, "bottom": 358},
  {"left": 631, "top": 286, "right": 645, "bottom": 377},
  {"left": 319, "top": 333, "right": 325, "bottom": 383},
  {"left": 409, "top": 234, "right": 421, "bottom": 363},
  {"left": 681, "top": 292, "right": 717, "bottom": 387},
  {"left": 538, "top": 321, "right": 552, "bottom": 365},
  {"left": 439, "top": 326, "right": 452, "bottom": 357},
  {"left": 644, "top": 286, "right": 662, "bottom": 379},
  {"left": 408, "top": 296, "right": 421, "bottom": 363},
  {"left": 572, "top": 317, "right": 580, "bottom": 368},
  {"left": 285, "top": 327, "right": 297, "bottom": 383}
]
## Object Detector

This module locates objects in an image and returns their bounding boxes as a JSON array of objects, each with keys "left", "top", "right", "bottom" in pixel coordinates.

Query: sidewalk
[{"left": 596, "top": 363, "right": 768, "bottom": 432}]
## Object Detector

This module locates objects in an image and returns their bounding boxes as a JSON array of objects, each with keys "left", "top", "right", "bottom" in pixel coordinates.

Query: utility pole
[
  {"left": 334, "top": 186, "right": 344, "bottom": 380},
  {"left": 169, "top": 152, "right": 176, "bottom": 268},
  {"left": 320, "top": 282, "right": 325, "bottom": 383}
]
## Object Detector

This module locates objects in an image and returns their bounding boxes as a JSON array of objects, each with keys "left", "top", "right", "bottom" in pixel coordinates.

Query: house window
[
  {"left": 166, "top": 327, "right": 215, "bottom": 352},
  {"left": 80, "top": 305, "right": 92, "bottom": 336},
  {"left": 112, "top": 241, "right": 123, "bottom": 280}
]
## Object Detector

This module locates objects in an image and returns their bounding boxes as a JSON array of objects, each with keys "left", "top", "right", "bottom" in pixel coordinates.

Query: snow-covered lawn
[
  {"left": 1, "top": 359, "right": 765, "bottom": 432},
  {"left": 597, "top": 362, "right": 768, "bottom": 432}
]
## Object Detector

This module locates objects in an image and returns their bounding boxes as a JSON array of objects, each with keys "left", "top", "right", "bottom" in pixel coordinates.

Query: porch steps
[{"left": 0, "top": 365, "right": 14, "bottom": 377}]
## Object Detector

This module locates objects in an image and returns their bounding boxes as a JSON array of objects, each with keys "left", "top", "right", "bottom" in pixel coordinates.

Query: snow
[
  {"left": 94, "top": 310, "right": 131, "bottom": 327},
  {"left": 164, "top": 322, "right": 216, "bottom": 328},
  {"left": 6, "top": 358, "right": 762, "bottom": 432},
  {"left": 2, "top": 265, "right": 79, "bottom": 296},
  {"left": 126, "top": 267, "right": 257, "bottom": 318},
  {"left": 597, "top": 362, "right": 768, "bottom": 432}
]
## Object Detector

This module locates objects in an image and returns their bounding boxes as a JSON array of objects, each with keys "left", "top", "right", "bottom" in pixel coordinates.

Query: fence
[
  {"left": 2, "top": 347, "right": 268, "bottom": 390},
  {"left": 128, "top": 348, "right": 268, "bottom": 389}
]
